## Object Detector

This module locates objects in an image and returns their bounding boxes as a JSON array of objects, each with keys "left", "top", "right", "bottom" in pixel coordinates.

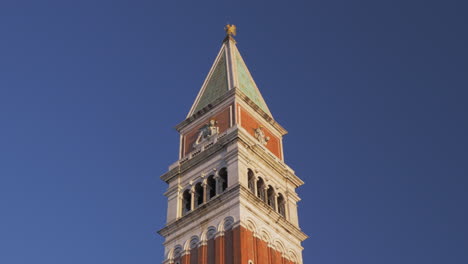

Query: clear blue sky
[{"left": 1, "top": 1, "right": 467, "bottom": 263}]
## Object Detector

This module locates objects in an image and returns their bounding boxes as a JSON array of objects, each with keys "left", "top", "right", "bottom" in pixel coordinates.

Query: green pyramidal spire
[
  {"left": 192, "top": 50, "right": 229, "bottom": 114},
  {"left": 188, "top": 29, "right": 272, "bottom": 117}
]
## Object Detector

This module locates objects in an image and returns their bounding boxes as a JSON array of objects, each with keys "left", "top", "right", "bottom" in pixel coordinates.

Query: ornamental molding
[
  {"left": 158, "top": 185, "right": 241, "bottom": 241},
  {"left": 162, "top": 127, "right": 304, "bottom": 188},
  {"left": 234, "top": 90, "right": 287, "bottom": 136},
  {"left": 177, "top": 90, "right": 236, "bottom": 133}
]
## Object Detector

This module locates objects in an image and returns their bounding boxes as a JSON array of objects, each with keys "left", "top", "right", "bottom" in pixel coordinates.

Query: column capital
[
  {"left": 215, "top": 231, "right": 225, "bottom": 238},
  {"left": 198, "top": 240, "right": 208, "bottom": 247}
]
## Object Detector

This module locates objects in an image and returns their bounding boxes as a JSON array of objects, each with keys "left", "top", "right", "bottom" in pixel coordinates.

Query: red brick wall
[
  {"left": 238, "top": 105, "right": 283, "bottom": 160},
  {"left": 169, "top": 226, "right": 297, "bottom": 264},
  {"left": 215, "top": 235, "right": 225, "bottom": 264}
]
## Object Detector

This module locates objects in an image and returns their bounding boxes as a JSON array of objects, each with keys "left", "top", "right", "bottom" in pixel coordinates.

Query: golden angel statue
[{"left": 225, "top": 24, "right": 237, "bottom": 36}]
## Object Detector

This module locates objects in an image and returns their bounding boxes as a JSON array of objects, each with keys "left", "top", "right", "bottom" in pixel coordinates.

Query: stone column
[
  {"left": 214, "top": 174, "right": 220, "bottom": 196},
  {"left": 261, "top": 186, "right": 268, "bottom": 202},
  {"left": 274, "top": 193, "right": 279, "bottom": 212},
  {"left": 202, "top": 181, "right": 208, "bottom": 204},
  {"left": 253, "top": 176, "right": 258, "bottom": 196},
  {"left": 176, "top": 188, "right": 183, "bottom": 219},
  {"left": 190, "top": 188, "right": 195, "bottom": 211}
]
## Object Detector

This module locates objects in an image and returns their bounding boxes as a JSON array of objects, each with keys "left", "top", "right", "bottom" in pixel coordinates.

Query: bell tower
[{"left": 158, "top": 25, "right": 307, "bottom": 264}]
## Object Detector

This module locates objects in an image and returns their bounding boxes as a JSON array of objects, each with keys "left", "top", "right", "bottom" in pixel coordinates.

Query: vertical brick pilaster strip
[
  {"left": 198, "top": 244, "right": 207, "bottom": 264},
  {"left": 208, "top": 239, "right": 215, "bottom": 264},
  {"left": 215, "top": 234, "right": 225, "bottom": 264},
  {"left": 254, "top": 236, "right": 259, "bottom": 264},
  {"left": 232, "top": 226, "right": 241, "bottom": 264},
  {"left": 181, "top": 254, "right": 190, "bottom": 264},
  {"left": 268, "top": 245, "right": 273, "bottom": 264},
  {"left": 224, "top": 229, "right": 233, "bottom": 264},
  {"left": 190, "top": 248, "right": 198, "bottom": 264},
  {"left": 274, "top": 250, "right": 282, "bottom": 264},
  {"left": 242, "top": 227, "right": 254, "bottom": 264},
  {"left": 256, "top": 238, "right": 268, "bottom": 264},
  {"left": 268, "top": 247, "right": 273, "bottom": 264}
]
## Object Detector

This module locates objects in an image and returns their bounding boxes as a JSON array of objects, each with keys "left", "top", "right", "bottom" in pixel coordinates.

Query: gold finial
[{"left": 225, "top": 24, "right": 237, "bottom": 36}]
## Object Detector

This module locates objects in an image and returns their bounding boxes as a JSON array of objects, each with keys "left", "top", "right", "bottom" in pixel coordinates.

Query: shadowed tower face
[{"left": 158, "top": 25, "right": 307, "bottom": 264}]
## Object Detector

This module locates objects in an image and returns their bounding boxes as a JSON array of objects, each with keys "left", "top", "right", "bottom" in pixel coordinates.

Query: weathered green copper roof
[
  {"left": 192, "top": 51, "right": 228, "bottom": 113},
  {"left": 234, "top": 48, "right": 272, "bottom": 116},
  {"left": 189, "top": 38, "right": 272, "bottom": 117}
]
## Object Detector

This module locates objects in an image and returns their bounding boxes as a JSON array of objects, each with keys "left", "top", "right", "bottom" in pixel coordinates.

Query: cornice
[
  {"left": 161, "top": 127, "right": 304, "bottom": 188},
  {"left": 158, "top": 185, "right": 241, "bottom": 242},
  {"left": 236, "top": 129, "right": 304, "bottom": 188},
  {"left": 176, "top": 89, "right": 236, "bottom": 132},
  {"left": 234, "top": 89, "right": 287, "bottom": 136},
  {"left": 161, "top": 129, "right": 238, "bottom": 183},
  {"left": 175, "top": 88, "right": 288, "bottom": 138}
]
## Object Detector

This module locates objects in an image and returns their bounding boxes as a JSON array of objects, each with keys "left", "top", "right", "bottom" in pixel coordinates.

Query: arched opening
[
  {"left": 182, "top": 189, "right": 191, "bottom": 215},
  {"left": 206, "top": 226, "right": 217, "bottom": 264},
  {"left": 189, "top": 236, "right": 199, "bottom": 264},
  {"left": 173, "top": 245, "right": 183, "bottom": 260},
  {"left": 190, "top": 236, "right": 199, "bottom": 249},
  {"left": 247, "top": 169, "right": 255, "bottom": 193},
  {"left": 206, "top": 226, "right": 217, "bottom": 240},
  {"left": 207, "top": 175, "right": 216, "bottom": 199},
  {"left": 219, "top": 167, "right": 228, "bottom": 192},
  {"left": 267, "top": 185, "right": 276, "bottom": 210},
  {"left": 256, "top": 177, "right": 266, "bottom": 202},
  {"left": 223, "top": 216, "right": 235, "bottom": 231},
  {"left": 194, "top": 182, "right": 204, "bottom": 208},
  {"left": 277, "top": 193, "right": 286, "bottom": 217}
]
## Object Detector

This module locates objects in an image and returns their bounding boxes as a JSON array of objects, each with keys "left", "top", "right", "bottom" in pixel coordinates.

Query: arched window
[
  {"left": 267, "top": 185, "right": 276, "bottom": 210},
  {"left": 277, "top": 193, "right": 286, "bottom": 217},
  {"left": 207, "top": 175, "right": 216, "bottom": 199},
  {"left": 194, "top": 182, "right": 204, "bottom": 208},
  {"left": 219, "top": 167, "right": 228, "bottom": 192},
  {"left": 247, "top": 169, "right": 255, "bottom": 193},
  {"left": 182, "top": 189, "right": 191, "bottom": 215},
  {"left": 256, "top": 177, "right": 266, "bottom": 202}
]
